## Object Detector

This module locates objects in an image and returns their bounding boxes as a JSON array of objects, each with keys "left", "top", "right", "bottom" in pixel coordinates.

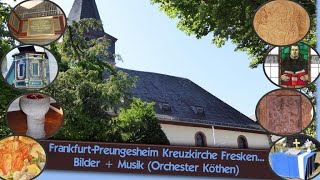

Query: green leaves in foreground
[
  {"left": 113, "top": 98, "right": 170, "bottom": 145},
  {"left": 46, "top": 18, "right": 168, "bottom": 144}
]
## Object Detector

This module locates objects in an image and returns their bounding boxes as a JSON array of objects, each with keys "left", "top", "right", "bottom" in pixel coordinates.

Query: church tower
[{"left": 68, "top": 0, "right": 117, "bottom": 63}]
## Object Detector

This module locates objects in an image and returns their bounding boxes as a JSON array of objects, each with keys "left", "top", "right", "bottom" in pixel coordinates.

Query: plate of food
[{"left": 0, "top": 136, "right": 46, "bottom": 180}]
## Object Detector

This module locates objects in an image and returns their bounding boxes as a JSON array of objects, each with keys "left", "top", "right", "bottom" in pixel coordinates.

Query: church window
[
  {"left": 264, "top": 53, "right": 279, "bottom": 84},
  {"left": 195, "top": 132, "right": 206, "bottom": 147},
  {"left": 237, "top": 135, "right": 248, "bottom": 149},
  {"left": 311, "top": 54, "right": 320, "bottom": 80}
]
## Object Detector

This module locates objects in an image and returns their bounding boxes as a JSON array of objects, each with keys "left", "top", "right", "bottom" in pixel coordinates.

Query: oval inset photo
[
  {"left": 6, "top": 93, "right": 64, "bottom": 139},
  {"left": 253, "top": 0, "right": 310, "bottom": 46},
  {"left": 1, "top": 45, "right": 58, "bottom": 91},
  {"left": 8, "top": 0, "right": 67, "bottom": 46},
  {"left": 269, "top": 134, "right": 320, "bottom": 179},
  {"left": 256, "top": 89, "right": 314, "bottom": 136},
  {"left": 263, "top": 42, "right": 320, "bottom": 89},
  {"left": 0, "top": 136, "right": 47, "bottom": 180}
]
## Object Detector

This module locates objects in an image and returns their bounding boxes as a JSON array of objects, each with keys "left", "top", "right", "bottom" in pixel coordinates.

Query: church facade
[{"left": 68, "top": 0, "right": 271, "bottom": 150}]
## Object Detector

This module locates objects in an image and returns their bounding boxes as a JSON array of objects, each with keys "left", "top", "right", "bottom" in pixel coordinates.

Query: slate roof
[
  {"left": 68, "top": 0, "right": 102, "bottom": 23},
  {"left": 69, "top": 0, "right": 264, "bottom": 133},
  {"left": 68, "top": 0, "right": 117, "bottom": 41},
  {"left": 115, "top": 68, "right": 264, "bottom": 132}
]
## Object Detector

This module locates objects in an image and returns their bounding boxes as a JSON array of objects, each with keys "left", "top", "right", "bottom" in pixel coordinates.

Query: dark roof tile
[
  {"left": 112, "top": 68, "right": 264, "bottom": 132},
  {"left": 68, "top": 0, "right": 101, "bottom": 22},
  {"left": 68, "top": 0, "right": 117, "bottom": 41}
]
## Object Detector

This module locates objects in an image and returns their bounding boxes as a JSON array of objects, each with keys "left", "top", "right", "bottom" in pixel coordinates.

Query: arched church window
[
  {"left": 195, "top": 132, "right": 206, "bottom": 147},
  {"left": 238, "top": 135, "right": 248, "bottom": 149}
]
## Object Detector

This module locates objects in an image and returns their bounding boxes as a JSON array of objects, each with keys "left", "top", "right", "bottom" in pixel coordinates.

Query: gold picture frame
[{"left": 27, "top": 16, "right": 55, "bottom": 36}]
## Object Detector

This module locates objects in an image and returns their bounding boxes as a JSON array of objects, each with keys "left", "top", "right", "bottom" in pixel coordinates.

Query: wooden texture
[
  {"left": 257, "top": 90, "right": 313, "bottom": 135},
  {"left": 253, "top": 1, "right": 310, "bottom": 46},
  {"left": 6, "top": 107, "right": 63, "bottom": 139},
  {"left": 266, "top": 95, "right": 301, "bottom": 133}
]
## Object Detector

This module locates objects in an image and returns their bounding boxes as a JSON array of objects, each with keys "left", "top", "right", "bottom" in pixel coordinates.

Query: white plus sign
[{"left": 105, "top": 161, "right": 113, "bottom": 168}]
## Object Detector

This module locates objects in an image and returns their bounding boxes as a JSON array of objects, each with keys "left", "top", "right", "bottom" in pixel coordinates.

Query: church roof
[
  {"left": 68, "top": 0, "right": 117, "bottom": 41},
  {"left": 69, "top": 0, "right": 264, "bottom": 133},
  {"left": 114, "top": 68, "right": 264, "bottom": 132},
  {"left": 68, "top": 0, "right": 101, "bottom": 22}
]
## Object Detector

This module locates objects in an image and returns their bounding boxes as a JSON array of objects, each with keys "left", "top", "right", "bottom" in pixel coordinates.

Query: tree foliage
[
  {"left": 150, "top": 0, "right": 316, "bottom": 67},
  {"left": 0, "top": 1, "right": 19, "bottom": 137},
  {"left": 45, "top": 18, "right": 169, "bottom": 144},
  {"left": 151, "top": 0, "right": 318, "bottom": 137},
  {"left": 302, "top": 84, "right": 317, "bottom": 137},
  {"left": 0, "top": 6, "right": 169, "bottom": 144},
  {"left": 46, "top": 18, "right": 138, "bottom": 141},
  {"left": 0, "top": 1, "right": 14, "bottom": 57},
  {"left": 112, "top": 98, "right": 170, "bottom": 145}
]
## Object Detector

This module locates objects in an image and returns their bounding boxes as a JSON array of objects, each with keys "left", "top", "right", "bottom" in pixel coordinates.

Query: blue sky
[{"left": 4, "top": 0, "right": 275, "bottom": 117}]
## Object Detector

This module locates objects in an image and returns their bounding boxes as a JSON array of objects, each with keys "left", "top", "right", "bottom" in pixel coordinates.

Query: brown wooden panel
[
  {"left": 266, "top": 95, "right": 301, "bottom": 134},
  {"left": 257, "top": 90, "right": 313, "bottom": 135},
  {"left": 9, "top": 11, "right": 20, "bottom": 34}
]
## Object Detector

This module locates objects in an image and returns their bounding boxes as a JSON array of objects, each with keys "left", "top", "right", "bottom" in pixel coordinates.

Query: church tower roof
[
  {"left": 68, "top": 0, "right": 117, "bottom": 58},
  {"left": 68, "top": 0, "right": 102, "bottom": 22}
]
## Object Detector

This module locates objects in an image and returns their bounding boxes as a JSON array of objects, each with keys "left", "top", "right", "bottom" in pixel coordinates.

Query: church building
[{"left": 68, "top": 0, "right": 271, "bottom": 149}]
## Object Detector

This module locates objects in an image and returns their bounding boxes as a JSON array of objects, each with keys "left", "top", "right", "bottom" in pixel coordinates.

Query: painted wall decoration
[
  {"left": 1, "top": 45, "right": 58, "bottom": 90},
  {"left": 256, "top": 89, "right": 314, "bottom": 136},
  {"left": 8, "top": 0, "right": 66, "bottom": 45},
  {"left": 253, "top": 1, "right": 310, "bottom": 46}
]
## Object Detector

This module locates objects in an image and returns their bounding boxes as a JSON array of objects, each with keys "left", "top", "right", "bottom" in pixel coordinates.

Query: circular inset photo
[
  {"left": 1, "top": 45, "right": 58, "bottom": 91},
  {"left": 0, "top": 135, "right": 47, "bottom": 180},
  {"left": 263, "top": 42, "right": 320, "bottom": 89},
  {"left": 6, "top": 93, "right": 64, "bottom": 139},
  {"left": 269, "top": 134, "right": 320, "bottom": 180},
  {"left": 8, "top": 0, "right": 67, "bottom": 46},
  {"left": 256, "top": 89, "right": 314, "bottom": 136},
  {"left": 253, "top": 0, "right": 310, "bottom": 46}
]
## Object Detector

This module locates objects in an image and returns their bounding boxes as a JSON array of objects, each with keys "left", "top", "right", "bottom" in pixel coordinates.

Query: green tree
[
  {"left": 0, "top": 1, "right": 14, "bottom": 57},
  {"left": 113, "top": 98, "right": 170, "bottom": 145},
  {"left": 302, "top": 84, "right": 316, "bottom": 137},
  {"left": 47, "top": 18, "right": 168, "bottom": 144},
  {"left": 0, "top": 1, "right": 19, "bottom": 137},
  {"left": 151, "top": 0, "right": 318, "bottom": 137},
  {"left": 150, "top": 0, "right": 316, "bottom": 67},
  {"left": 46, "top": 18, "right": 137, "bottom": 141}
]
